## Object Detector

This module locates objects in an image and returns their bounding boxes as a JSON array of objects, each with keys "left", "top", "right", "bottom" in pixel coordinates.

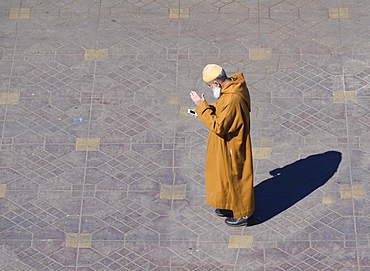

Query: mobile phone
[{"left": 188, "top": 109, "right": 198, "bottom": 116}]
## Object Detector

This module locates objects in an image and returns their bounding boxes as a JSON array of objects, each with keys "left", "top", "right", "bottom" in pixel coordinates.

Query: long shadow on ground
[{"left": 249, "top": 151, "right": 342, "bottom": 226}]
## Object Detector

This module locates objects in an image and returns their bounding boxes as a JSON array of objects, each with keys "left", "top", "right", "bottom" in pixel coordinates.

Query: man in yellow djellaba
[{"left": 190, "top": 64, "right": 254, "bottom": 227}]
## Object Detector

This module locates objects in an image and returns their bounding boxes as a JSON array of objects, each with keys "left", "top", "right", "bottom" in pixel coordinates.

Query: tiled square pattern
[
  {"left": 9, "top": 8, "right": 31, "bottom": 19},
  {"left": 160, "top": 184, "right": 186, "bottom": 199},
  {"left": 249, "top": 49, "right": 271, "bottom": 60},
  {"left": 253, "top": 147, "right": 271, "bottom": 159},
  {"left": 0, "top": 92, "right": 20, "bottom": 104},
  {"left": 85, "top": 49, "right": 108, "bottom": 60},
  {"left": 169, "top": 8, "right": 190, "bottom": 19},
  {"left": 0, "top": 184, "right": 6, "bottom": 197},
  {"left": 167, "top": 97, "right": 180, "bottom": 104},
  {"left": 1, "top": 0, "right": 370, "bottom": 269},
  {"left": 260, "top": 137, "right": 273, "bottom": 147},
  {"left": 66, "top": 233, "right": 92, "bottom": 248},
  {"left": 76, "top": 138, "right": 100, "bottom": 151},
  {"left": 334, "top": 91, "right": 357, "bottom": 103},
  {"left": 328, "top": 8, "right": 350, "bottom": 19},
  {"left": 322, "top": 191, "right": 339, "bottom": 204},
  {"left": 340, "top": 185, "right": 365, "bottom": 199},
  {"left": 228, "top": 236, "right": 253, "bottom": 248}
]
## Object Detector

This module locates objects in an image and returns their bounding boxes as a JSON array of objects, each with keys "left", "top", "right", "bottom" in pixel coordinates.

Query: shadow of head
[{"left": 249, "top": 151, "right": 342, "bottom": 226}]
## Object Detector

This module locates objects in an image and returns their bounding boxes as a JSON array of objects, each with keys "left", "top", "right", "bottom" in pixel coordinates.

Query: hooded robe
[{"left": 195, "top": 73, "right": 254, "bottom": 218}]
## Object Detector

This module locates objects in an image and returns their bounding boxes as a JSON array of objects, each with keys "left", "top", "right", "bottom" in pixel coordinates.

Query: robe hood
[{"left": 221, "top": 73, "right": 251, "bottom": 112}]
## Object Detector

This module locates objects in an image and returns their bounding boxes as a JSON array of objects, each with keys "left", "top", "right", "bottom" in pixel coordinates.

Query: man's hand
[{"left": 190, "top": 91, "right": 205, "bottom": 106}]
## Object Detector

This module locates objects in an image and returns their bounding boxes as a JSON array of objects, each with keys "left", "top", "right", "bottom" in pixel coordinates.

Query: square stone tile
[
  {"left": 173, "top": 185, "right": 187, "bottom": 199},
  {"left": 76, "top": 138, "right": 100, "bottom": 151},
  {"left": 9, "top": 8, "right": 31, "bottom": 19},
  {"left": 253, "top": 147, "right": 271, "bottom": 159},
  {"left": 160, "top": 185, "right": 173, "bottom": 199},
  {"left": 260, "top": 137, "right": 273, "bottom": 147},
  {"left": 228, "top": 236, "right": 253, "bottom": 248},
  {"left": 0, "top": 184, "right": 6, "bottom": 197},
  {"left": 334, "top": 92, "right": 357, "bottom": 103},
  {"left": 66, "top": 233, "right": 91, "bottom": 248},
  {"left": 328, "top": 8, "right": 350, "bottom": 19},
  {"left": 0, "top": 93, "right": 20, "bottom": 104},
  {"left": 322, "top": 191, "right": 339, "bottom": 204},
  {"left": 167, "top": 97, "right": 180, "bottom": 104},
  {"left": 340, "top": 185, "right": 364, "bottom": 199},
  {"left": 85, "top": 49, "right": 108, "bottom": 61},
  {"left": 249, "top": 49, "right": 271, "bottom": 60},
  {"left": 160, "top": 184, "right": 186, "bottom": 199},
  {"left": 1, "top": 0, "right": 370, "bottom": 269},
  {"left": 169, "top": 8, "right": 179, "bottom": 19},
  {"left": 179, "top": 8, "right": 190, "bottom": 18},
  {"left": 169, "top": 8, "right": 190, "bottom": 19}
]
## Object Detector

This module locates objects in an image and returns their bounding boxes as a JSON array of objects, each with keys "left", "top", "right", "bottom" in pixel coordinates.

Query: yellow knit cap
[{"left": 202, "top": 64, "right": 222, "bottom": 82}]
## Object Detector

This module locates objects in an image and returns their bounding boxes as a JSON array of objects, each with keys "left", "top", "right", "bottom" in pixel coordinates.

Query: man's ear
[{"left": 215, "top": 81, "right": 222, "bottom": 88}]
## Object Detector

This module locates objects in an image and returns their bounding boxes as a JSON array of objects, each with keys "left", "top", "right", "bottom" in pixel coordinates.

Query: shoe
[
  {"left": 225, "top": 215, "right": 252, "bottom": 227},
  {"left": 215, "top": 209, "right": 233, "bottom": 217}
]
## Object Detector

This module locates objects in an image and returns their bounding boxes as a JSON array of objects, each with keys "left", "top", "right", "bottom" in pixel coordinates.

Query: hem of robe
[{"left": 206, "top": 198, "right": 254, "bottom": 219}]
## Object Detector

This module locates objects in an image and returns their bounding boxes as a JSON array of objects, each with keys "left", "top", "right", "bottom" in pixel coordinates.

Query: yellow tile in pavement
[
  {"left": 334, "top": 92, "right": 356, "bottom": 103},
  {"left": 0, "top": 93, "right": 20, "bottom": 104},
  {"left": 76, "top": 138, "right": 100, "bottom": 151},
  {"left": 160, "top": 185, "right": 172, "bottom": 199},
  {"left": 169, "top": 8, "right": 180, "bottom": 19},
  {"left": 179, "top": 8, "right": 190, "bottom": 18},
  {"left": 160, "top": 184, "right": 186, "bottom": 199},
  {"left": 260, "top": 137, "right": 273, "bottom": 147},
  {"left": 167, "top": 97, "right": 180, "bottom": 104},
  {"left": 77, "top": 234, "right": 92, "bottom": 248},
  {"left": 173, "top": 184, "right": 187, "bottom": 199},
  {"left": 249, "top": 49, "right": 271, "bottom": 60},
  {"left": 66, "top": 233, "right": 78, "bottom": 247},
  {"left": 9, "top": 8, "right": 31, "bottom": 19},
  {"left": 169, "top": 8, "right": 190, "bottom": 19},
  {"left": 329, "top": 8, "right": 350, "bottom": 19},
  {"left": 228, "top": 236, "right": 253, "bottom": 248},
  {"left": 0, "top": 184, "right": 6, "bottom": 197},
  {"left": 322, "top": 192, "right": 338, "bottom": 204},
  {"left": 352, "top": 185, "right": 365, "bottom": 198},
  {"left": 340, "top": 184, "right": 364, "bottom": 199},
  {"left": 85, "top": 49, "right": 108, "bottom": 61},
  {"left": 253, "top": 147, "right": 271, "bottom": 159},
  {"left": 66, "top": 233, "right": 91, "bottom": 248}
]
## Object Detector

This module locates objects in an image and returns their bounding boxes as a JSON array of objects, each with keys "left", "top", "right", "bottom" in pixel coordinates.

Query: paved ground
[{"left": 0, "top": 0, "right": 370, "bottom": 270}]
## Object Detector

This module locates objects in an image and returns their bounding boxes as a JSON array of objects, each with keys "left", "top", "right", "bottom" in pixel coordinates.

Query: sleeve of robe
[{"left": 195, "top": 94, "right": 241, "bottom": 135}]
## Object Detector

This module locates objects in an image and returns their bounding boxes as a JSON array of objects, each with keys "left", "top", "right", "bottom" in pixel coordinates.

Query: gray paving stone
[{"left": 1, "top": 0, "right": 370, "bottom": 270}]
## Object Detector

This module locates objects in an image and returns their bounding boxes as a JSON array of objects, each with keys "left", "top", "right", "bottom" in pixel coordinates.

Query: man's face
[{"left": 207, "top": 82, "right": 222, "bottom": 99}]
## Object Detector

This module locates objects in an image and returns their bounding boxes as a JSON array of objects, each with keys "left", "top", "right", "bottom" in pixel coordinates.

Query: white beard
[{"left": 212, "top": 87, "right": 221, "bottom": 99}]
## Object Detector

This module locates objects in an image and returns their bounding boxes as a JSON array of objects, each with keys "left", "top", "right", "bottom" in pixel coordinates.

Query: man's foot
[
  {"left": 225, "top": 215, "right": 252, "bottom": 227},
  {"left": 215, "top": 209, "right": 233, "bottom": 217}
]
